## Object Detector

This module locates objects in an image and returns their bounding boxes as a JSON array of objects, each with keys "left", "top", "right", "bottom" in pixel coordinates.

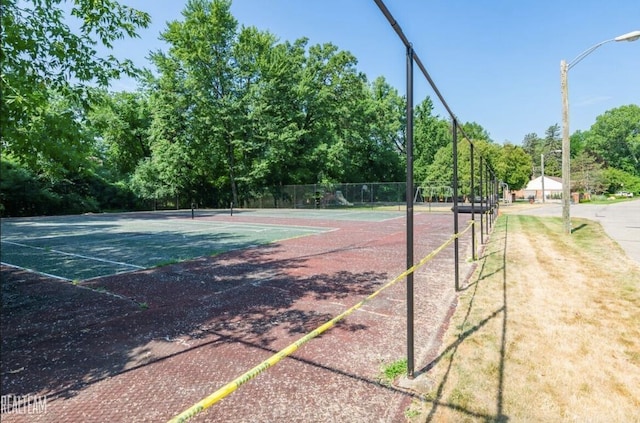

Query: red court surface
[{"left": 1, "top": 210, "right": 477, "bottom": 422}]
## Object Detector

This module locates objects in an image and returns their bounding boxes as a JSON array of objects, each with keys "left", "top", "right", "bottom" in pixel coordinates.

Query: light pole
[
  {"left": 541, "top": 153, "right": 544, "bottom": 203},
  {"left": 560, "top": 30, "right": 640, "bottom": 234},
  {"left": 541, "top": 150, "right": 561, "bottom": 203}
]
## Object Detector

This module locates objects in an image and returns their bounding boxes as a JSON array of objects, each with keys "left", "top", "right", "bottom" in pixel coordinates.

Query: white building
[{"left": 522, "top": 176, "right": 563, "bottom": 202}]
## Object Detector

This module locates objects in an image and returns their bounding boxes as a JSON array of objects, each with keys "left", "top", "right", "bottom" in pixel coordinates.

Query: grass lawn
[{"left": 408, "top": 214, "right": 640, "bottom": 422}]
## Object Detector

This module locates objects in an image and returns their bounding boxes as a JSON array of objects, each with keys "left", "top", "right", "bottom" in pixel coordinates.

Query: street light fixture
[
  {"left": 541, "top": 149, "right": 561, "bottom": 203},
  {"left": 560, "top": 30, "right": 640, "bottom": 234}
]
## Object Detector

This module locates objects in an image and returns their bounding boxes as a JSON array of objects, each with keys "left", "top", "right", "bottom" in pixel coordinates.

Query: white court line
[
  {"left": 4, "top": 231, "right": 158, "bottom": 246},
  {"left": 1, "top": 240, "right": 144, "bottom": 269},
  {"left": 327, "top": 301, "right": 397, "bottom": 318},
  {"left": 218, "top": 225, "right": 330, "bottom": 233},
  {"left": 355, "top": 308, "right": 397, "bottom": 318},
  {"left": 377, "top": 214, "right": 407, "bottom": 223},
  {"left": 282, "top": 210, "right": 405, "bottom": 223},
  {"left": 115, "top": 218, "right": 332, "bottom": 234},
  {"left": 1, "top": 261, "right": 71, "bottom": 281},
  {"left": 177, "top": 221, "right": 331, "bottom": 232},
  {"left": 2, "top": 261, "right": 145, "bottom": 298}
]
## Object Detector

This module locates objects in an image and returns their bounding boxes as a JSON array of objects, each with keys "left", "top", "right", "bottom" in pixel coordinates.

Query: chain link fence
[
  {"left": 242, "top": 181, "right": 459, "bottom": 209},
  {"left": 242, "top": 182, "right": 404, "bottom": 209}
]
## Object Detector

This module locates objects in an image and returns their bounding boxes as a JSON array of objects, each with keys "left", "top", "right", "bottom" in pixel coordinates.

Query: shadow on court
[
  {"left": 1, "top": 211, "right": 473, "bottom": 422},
  {"left": 0, "top": 211, "right": 332, "bottom": 280}
]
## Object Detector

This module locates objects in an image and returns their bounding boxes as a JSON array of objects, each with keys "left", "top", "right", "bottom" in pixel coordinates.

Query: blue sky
[{"left": 105, "top": 0, "right": 639, "bottom": 145}]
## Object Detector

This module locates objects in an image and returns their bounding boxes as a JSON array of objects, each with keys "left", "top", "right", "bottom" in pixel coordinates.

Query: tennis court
[
  {"left": 2, "top": 207, "right": 477, "bottom": 422},
  {"left": 0, "top": 209, "right": 404, "bottom": 281}
]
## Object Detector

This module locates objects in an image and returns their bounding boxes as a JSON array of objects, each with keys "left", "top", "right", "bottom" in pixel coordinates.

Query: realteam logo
[{"left": 1, "top": 394, "right": 48, "bottom": 414}]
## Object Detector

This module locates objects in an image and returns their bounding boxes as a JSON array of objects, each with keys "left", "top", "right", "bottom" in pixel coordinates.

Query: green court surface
[
  {"left": 213, "top": 208, "right": 406, "bottom": 221},
  {"left": 0, "top": 212, "right": 330, "bottom": 281}
]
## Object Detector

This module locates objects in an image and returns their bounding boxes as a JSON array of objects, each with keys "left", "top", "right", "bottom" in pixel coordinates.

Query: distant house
[{"left": 515, "top": 176, "right": 563, "bottom": 202}]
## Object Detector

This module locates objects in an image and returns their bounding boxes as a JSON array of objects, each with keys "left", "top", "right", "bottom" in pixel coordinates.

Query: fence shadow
[{"left": 419, "top": 216, "right": 510, "bottom": 422}]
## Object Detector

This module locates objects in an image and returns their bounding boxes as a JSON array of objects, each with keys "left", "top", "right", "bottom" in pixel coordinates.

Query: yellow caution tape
[{"left": 168, "top": 221, "right": 474, "bottom": 423}]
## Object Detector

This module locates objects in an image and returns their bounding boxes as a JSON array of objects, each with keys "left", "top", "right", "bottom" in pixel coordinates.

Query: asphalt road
[{"left": 508, "top": 199, "right": 640, "bottom": 266}]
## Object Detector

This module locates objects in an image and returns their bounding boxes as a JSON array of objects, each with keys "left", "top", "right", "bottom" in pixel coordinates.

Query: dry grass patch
[{"left": 412, "top": 215, "right": 640, "bottom": 423}]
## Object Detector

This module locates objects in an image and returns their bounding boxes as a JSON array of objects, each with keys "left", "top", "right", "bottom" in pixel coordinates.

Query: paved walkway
[{"left": 506, "top": 199, "right": 640, "bottom": 265}]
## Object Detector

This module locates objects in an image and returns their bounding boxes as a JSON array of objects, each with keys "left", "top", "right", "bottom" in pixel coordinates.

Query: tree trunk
[{"left": 227, "top": 138, "right": 238, "bottom": 207}]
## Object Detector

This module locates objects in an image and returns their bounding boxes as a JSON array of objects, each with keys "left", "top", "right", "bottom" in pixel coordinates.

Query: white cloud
[{"left": 574, "top": 95, "right": 613, "bottom": 107}]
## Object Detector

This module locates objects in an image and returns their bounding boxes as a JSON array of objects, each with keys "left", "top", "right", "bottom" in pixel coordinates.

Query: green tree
[
  {"left": 570, "top": 129, "right": 587, "bottom": 157},
  {"left": 345, "top": 76, "right": 403, "bottom": 182},
  {"left": 541, "top": 124, "right": 562, "bottom": 177},
  {"left": 521, "top": 132, "right": 539, "bottom": 158},
  {"left": 1, "top": 0, "right": 150, "bottom": 173},
  {"left": 583, "top": 105, "right": 640, "bottom": 176},
  {"left": 368, "top": 77, "right": 405, "bottom": 157},
  {"left": 461, "top": 122, "right": 493, "bottom": 143},
  {"left": 143, "top": 55, "right": 193, "bottom": 204},
  {"left": 236, "top": 29, "right": 297, "bottom": 193},
  {"left": 424, "top": 143, "right": 455, "bottom": 186},
  {"left": 145, "top": 0, "right": 389, "bottom": 206},
  {"left": 414, "top": 97, "right": 451, "bottom": 183},
  {"left": 149, "top": 0, "right": 240, "bottom": 205},
  {"left": 544, "top": 124, "right": 561, "bottom": 148},
  {"left": 89, "top": 91, "right": 152, "bottom": 176},
  {"left": 6, "top": 91, "right": 98, "bottom": 178},
  {"left": 601, "top": 168, "right": 640, "bottom": 195},
  {"left": 423, "top": 136, "right": 500, "bottom": 197},
  {"left": 0, "top": 159, "right": 60, "bottom": 216},
  {"left": 295, "top": 42, "right": 372, "bottom": 183},
  {"left": 520, "top": 125, "right": 563, "bottom": 179},
  {"left": 494, "top": 143, "right": 533, "bottom": 191},
  {"left": 571, "top": 151, "right": 604, "bottom": 194},
  {"left": 421, "top": 134, "right": 530, "bottom": 199}
]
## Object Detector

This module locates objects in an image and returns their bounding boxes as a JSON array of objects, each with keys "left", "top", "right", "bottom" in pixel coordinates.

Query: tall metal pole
[
  {"left": 560, "top": 59, "right": 571, "bottom": 234},
  {"left": 405, "top": 44, "right": 415, "bottom": 379},
  {"left": 479, "top": 156, "right": 484, "bottom": 245},
  {"left": 486, "top": 165, "right": 491, "bottom": 231},
  {"left": 559, "top": 31, "right": 640, "bottom": 235},
  {"left": 490, "top": 175, "right": 494, "bottom": 224},
  {"left": 452, "top": 120, "right": 460, "bottom": 291},
  {"left": 541, "top": 153, "right": 545, "bottom": 203},
  {"left": 470, "top": 143, "right": 476, "bottom": 260},
  {"left": 493, "top": 173, "right": 500, "bottom": 222}
]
